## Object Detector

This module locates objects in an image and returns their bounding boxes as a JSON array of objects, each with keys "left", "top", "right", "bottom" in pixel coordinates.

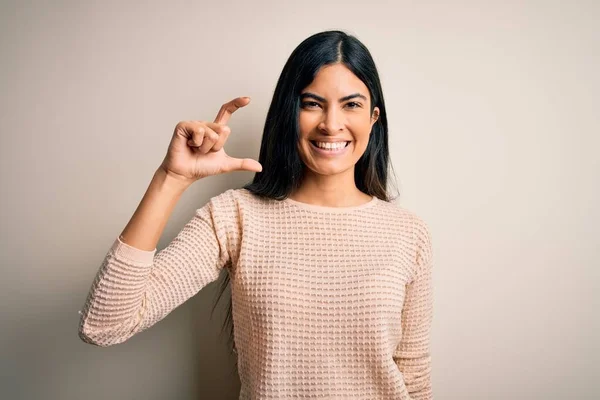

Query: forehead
[{"left": 302, "top": 63, "right": 369, "bottom": 97}]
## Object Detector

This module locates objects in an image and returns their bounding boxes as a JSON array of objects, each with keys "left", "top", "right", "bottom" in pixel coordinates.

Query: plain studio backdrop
[{"left": 0, "top": 1, "right": 598, "bottom": 399}]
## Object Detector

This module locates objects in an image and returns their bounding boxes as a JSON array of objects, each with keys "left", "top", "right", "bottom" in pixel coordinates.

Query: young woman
[{"left": 79, "top": 30, "right": 434, "bottom": 400}]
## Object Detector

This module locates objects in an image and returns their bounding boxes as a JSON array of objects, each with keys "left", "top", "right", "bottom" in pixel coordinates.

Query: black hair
[{"left": 244, "top": 30, "right": 395, "bottom": 199}]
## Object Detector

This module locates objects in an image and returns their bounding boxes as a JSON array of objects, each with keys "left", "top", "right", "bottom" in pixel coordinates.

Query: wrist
[{"left": 153, "top": 167, "right": 194, "bottom": 194}]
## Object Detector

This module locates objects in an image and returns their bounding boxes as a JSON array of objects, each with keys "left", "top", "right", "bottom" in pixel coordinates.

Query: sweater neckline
[{"left": 282, "top": 195, "right": 378, "bottom": 213}]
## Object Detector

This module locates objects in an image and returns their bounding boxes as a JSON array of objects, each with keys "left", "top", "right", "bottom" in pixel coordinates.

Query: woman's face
[{"left": 297, "top": 63, "right": 379, "bottom": 178}]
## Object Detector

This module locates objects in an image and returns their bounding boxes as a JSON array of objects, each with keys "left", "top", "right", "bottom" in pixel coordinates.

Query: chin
[{"left": 305, "top": 162, "right": 355, "bottom": 177}]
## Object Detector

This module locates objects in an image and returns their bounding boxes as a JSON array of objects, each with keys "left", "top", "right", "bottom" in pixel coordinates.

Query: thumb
[{"left": 223, "top": 155, "right": 263, "bottom": 173}]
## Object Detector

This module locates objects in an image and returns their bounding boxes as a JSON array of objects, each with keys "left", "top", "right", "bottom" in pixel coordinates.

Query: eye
[
  {"left": 345, "top": 101, "right": 362, "bottom": 109},
  {"left": 301, "top": 101, "right": 321, "bottom": 109}
]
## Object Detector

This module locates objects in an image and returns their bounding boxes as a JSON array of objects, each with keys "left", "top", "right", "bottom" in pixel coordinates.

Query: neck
[{"left": 290, "top": 168, "right": 372, "bottom": 207}]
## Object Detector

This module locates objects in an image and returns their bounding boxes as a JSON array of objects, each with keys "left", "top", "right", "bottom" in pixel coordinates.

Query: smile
[{"left": 309, "top": 140, "right": 350, "bottom": 155}]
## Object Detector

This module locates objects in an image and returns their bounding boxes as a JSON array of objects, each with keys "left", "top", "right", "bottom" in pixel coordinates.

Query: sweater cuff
[{"left": 110, "top": 236, "right": 157, "bottom": 265}]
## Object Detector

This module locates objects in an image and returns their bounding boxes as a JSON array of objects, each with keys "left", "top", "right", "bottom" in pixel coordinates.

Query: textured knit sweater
[{"left": 78, "top": 188, "right": 434, "bottom": 400}]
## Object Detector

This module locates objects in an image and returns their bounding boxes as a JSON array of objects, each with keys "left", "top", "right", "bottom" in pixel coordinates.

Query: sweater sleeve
[
  {"left": 78, "top": 190, "right": 238, "bottom": 347},
  {"left": 393, "top": 216, "right": 434, "bottom": 399}
]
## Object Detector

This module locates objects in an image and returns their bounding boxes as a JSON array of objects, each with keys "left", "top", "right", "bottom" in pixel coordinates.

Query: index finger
[{"left": 213, "top": 97, "right": 251, "bottom": 124}]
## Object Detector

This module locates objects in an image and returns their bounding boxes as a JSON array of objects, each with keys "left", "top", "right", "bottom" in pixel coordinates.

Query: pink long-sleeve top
[{"left": 79, "top": 188, "right": 434, "bottom": 399}]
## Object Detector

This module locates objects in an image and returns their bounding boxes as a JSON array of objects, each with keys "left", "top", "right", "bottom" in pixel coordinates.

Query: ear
[{"left": 371, "top": 106, "right": 380, "bottom": 126}]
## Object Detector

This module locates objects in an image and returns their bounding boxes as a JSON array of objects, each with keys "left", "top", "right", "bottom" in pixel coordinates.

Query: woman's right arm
[
  {"left": 79, "top": 166, "right": 244, "bottom": 347},
  {"left": 78, "top": 97, "right": 261, "bottom": 347},
  {"left": 78, "top": 168, "right": 214, "bottom": 346}
]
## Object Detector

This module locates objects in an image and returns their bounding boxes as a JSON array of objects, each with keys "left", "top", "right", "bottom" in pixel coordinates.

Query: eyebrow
[{"left": 300, "top": 92, "right": 367, "bottom": 103}]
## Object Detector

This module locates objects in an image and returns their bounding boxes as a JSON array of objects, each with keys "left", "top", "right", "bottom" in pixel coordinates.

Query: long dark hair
[{"left": 210, "top": 30, "right": 398, "bottom": 371}]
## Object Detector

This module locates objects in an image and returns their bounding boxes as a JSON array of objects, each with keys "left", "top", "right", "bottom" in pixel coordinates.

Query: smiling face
[{"left": 297, "top": 63, "right": 380, "bottom": 179}]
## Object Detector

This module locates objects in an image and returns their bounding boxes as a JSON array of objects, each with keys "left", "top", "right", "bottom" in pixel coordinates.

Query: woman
[{"left": 79, "top": 30, "right": 434, "bottom": 400}]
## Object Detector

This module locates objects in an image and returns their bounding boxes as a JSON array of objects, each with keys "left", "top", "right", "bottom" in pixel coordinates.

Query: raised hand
[{"left": 159, "top": 97, "right": 262, "bottom": 184}]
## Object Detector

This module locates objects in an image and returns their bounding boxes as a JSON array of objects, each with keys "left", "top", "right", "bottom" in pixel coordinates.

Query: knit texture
[{"left": 79, "top": 188, "right": 434, "bottom": 399}]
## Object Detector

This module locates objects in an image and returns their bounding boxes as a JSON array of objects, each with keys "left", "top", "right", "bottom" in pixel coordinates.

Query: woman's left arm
[{"left": 393, "top": 216, "right": 434, "bottom": 399}]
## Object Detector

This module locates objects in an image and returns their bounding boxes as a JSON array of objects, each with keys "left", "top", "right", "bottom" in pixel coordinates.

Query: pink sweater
[{"left": 79, "top": 188, "right": 434, "bottom": 399}]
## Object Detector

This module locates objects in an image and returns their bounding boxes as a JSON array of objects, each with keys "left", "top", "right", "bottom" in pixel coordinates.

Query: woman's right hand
[{"left": 159, "top": 97, "right": 262, "bottom": 184}]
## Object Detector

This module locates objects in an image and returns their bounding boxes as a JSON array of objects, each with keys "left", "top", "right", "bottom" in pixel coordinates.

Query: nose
[{"left": 318, "top": 107, "right": 345, "bottom": 134}]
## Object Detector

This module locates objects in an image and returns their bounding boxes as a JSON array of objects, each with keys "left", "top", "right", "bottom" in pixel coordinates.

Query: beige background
[{"left": 1, "top": 1, "right": 598, "bottom": 399}]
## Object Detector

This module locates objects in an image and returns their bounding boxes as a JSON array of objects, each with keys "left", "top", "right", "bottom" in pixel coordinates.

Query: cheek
[
  {"left": 298, "top": 112, "right": 316, "bottom": 136},
  {"left": 296, "top": 137, "right": 310, "bottom": 160},
  {"left": 350, "top": 117, "right": 373, "bottom": 140}
]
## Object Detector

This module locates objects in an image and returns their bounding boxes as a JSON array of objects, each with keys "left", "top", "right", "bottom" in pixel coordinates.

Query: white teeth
[{"left": 314, "top": 141, "right": 347, "bottom": 150}]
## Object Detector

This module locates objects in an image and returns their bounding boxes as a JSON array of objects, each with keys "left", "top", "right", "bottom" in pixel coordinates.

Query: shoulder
[
  {"left": 396, "top": 204, "right": 431, "bottom": 249},
  {"left": 200, "top": 187, "right": 271, "bottom": 215},
  {"left": 378, "top": 199, "right": 433, "bottom": 266},
  {"left": 213, "top": 187, "right": 271, "bottom": 206},
  {"left": 403, "top": 207, "right": 433, "bottom": 271},
  {"left": 376, "top": 198, "right": 430, "bottom": 236}
]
